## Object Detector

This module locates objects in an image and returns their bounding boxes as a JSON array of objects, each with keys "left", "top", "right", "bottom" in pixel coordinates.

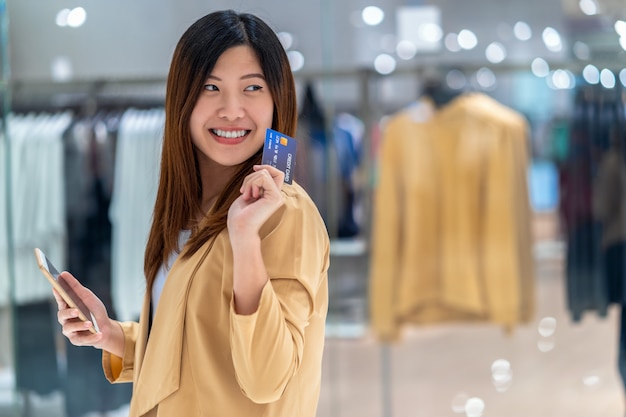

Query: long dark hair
[{"left": 144, "top": 10, "right": 297, "bottom": 288}]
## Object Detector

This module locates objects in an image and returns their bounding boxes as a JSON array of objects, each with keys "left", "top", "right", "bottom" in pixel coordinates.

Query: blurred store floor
[{"left": 318, "top": 210, "right": 624, "bottom": 417}]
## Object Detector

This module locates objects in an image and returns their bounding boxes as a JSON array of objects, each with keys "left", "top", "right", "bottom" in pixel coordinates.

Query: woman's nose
[{"left": 217, "top": 94, "right": 245, "bottom": 120}]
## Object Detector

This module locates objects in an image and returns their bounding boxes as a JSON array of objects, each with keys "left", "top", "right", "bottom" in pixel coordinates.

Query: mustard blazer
[
  {"left": 369, "top": 93, "right": 534, "bottom": 341},
  {"left": 102, "top": 182, "right": 330, "bottom": 417}
]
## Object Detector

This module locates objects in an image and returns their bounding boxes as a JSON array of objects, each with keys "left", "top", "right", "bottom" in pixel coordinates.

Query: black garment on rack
[
  {"left": 561, "top": 84, "right": 626, "bottom": 393},
  {"left": 560, "top": 91, "right": 610, "bottom": 322},
  {"left": 15, "top": 301, "right": 62, "bottom": 396},
  {"left": 62, "top": 113, "right": 131, "bottom": 417},
  {"left": 298, "top": 82, "right": 329, "bottom": 224}
]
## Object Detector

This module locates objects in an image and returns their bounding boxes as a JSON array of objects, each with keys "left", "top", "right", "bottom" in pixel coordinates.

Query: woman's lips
[{"left": 210, "top": 128, "right": 250, "bottom": 144}]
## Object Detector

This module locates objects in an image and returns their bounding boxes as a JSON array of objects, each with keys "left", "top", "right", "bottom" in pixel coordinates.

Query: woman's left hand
[{"left": 227, "top": 164, "right": 285, "bottom": 241}]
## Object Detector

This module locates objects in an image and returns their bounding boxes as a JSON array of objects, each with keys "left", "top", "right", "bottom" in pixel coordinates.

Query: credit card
[{"left": 261, "top": 128, "right": 297, "bottom": 184}]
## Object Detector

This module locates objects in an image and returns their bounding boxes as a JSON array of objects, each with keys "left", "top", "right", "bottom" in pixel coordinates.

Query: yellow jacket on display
[
  {"left": 101, "top": 182, "right": 330, "bottom": 417},
  {"left": 369, "top": 93, "right": 534, "bottom": 342}
]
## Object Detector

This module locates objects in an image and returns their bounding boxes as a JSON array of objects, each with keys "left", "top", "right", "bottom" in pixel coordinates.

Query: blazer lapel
[
  {"left": 129, "top": 238, "right": 215, "bottom": 416},
  {"left": 133, "top": 291, "right": 151, "bottom": 387}
]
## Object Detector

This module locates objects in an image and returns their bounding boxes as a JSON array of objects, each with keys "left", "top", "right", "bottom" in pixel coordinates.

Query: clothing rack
[{"left": 9, "top": 78, "right": 167, "bottom": 115}]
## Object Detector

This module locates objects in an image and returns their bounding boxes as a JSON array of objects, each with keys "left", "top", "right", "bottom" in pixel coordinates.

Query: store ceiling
[{"left": 6, "top": 0, "right": 626, "bottom": 83}]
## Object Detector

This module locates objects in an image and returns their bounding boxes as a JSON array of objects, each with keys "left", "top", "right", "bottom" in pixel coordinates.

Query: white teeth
[{"left": 212, "top": 129, "right": 247, "bottom": 139}]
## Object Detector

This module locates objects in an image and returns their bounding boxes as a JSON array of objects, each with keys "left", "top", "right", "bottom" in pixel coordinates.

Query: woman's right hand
[{"left": 53, "top": 271, "right": 124, "bottom": 357}]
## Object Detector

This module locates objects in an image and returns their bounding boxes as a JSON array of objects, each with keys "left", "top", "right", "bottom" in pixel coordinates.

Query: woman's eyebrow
[
  {"left": 241, "top": 73, "right": 265, "bottom": 80},
  {"left": 206, "top": 73, "right": 266, "bottom": 81}
]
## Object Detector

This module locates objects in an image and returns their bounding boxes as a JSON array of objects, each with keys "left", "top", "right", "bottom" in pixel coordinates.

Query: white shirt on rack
[{"left": 109, "top": 108, "right": 164, "bottom": 321}]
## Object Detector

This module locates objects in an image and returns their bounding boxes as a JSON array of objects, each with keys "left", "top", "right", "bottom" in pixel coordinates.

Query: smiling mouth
[{"left": 211, "top": 129, "right": 249, "bottom": 139}]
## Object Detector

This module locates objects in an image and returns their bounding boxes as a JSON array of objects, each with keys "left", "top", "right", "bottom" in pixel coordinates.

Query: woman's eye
[
  {"left": 203, "top": 84, "right": 218, "bottom": 91},
  {"left": 245, "top": 85, "right": 263, "bottom": 92}
]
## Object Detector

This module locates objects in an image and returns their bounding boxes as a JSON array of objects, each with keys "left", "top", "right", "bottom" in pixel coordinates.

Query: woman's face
[{"left": 190, "top": 45, "right": 274, "bottom": 167}]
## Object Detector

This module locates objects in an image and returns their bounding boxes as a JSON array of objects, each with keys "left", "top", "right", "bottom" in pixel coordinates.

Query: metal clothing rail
[{"left": 9, "top": 78, "right": 167, "bottom": 115}]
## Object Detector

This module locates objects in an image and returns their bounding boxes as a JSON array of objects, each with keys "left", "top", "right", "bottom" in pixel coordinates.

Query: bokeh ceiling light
[
  {"left": 549, "top": 69, "right": 575, "bottom": 90},
  {"left": 531, "top": 57, "right": 550, "bottom": 77},
  {"left": 615, "top": 20, "right": 626, "bottom": 50},
  {"left": 55, "top": 8, "right": 71, "bottom": 27},
  {"left": 362, "top": 6, "right": 384, "bottom": 26},
  {"left": 287, "top": 50, "right": 304, "bottom": 72},
  {"left": 67, "top": 7, "right": 87, "bottom": 28},
  {"left": 485, "top": 42, "right": 506, "bottom": 63},
  {"left": 542, "top": 27, "right": 562, "bottom": 52},
  {"left": 582, "top": 64, "right": 600, "bottom": 84},
  {"left": 573, "top": 41, "right": 591, "bottom": 60},
  {"left": 458, "top": 29, "right": 478, "bottom": 50},
  {"left": 277, "top": 32, "right": 294, "bottom": 50},
  {"left": 419, "top": 23, "right": 443, "bottom": 43},
  {"left": 396, "top": 40, "right": 417, "bottom": 60},
  {"left": 579, "top": 0, "right": 598, "bottom": 15},
  {"left": 513, "top": 21, "right": 532, "bottom": 41},
  {"left": 374, "top": 53, "right": 396, "bottom": 74},
  {"left": 50, "top": 56, "right": 73, "bottom": 81},
  {"left": 475, "top": 67, "right": 496, "bottom": 90},
  {"left": 445, "top": 33, "right": 461, "bottom": 52},
  {"left": 446, "top": 69, "right": 466, "bottom": 90},
  {"left": 600, "top": 68, "right": 616, "bottom": 88}
]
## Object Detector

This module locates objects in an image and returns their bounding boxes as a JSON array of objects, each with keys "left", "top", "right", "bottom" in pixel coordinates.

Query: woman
[{"left": 54, "top": 10, "right": 330, "bottom": 417}]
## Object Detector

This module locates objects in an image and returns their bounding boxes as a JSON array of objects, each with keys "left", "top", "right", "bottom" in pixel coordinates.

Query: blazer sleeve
[
  {"left": 101, "top": 321, "right": 139, "bottom": 383},
  {"left": 229, "top": 187, "right": 330, "bottom": 403}
]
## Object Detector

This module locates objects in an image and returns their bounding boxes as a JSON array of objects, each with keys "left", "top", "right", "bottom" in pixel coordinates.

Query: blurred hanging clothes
[
  {"left": 62, "top": 110, "right": 132, "bottom": 417},
  {"left": 560, "top": 136, "right": 605, "bottom": 322},
  {"left": 2, "top": 112, "right": 73, "bottom": 398},
  {"left": 369, "top": 92, "right": 535, "bottom": 342},
  {"left": 592, "top": 129, "right": 626, "bottom": 307},
  {"left": 297, "top": 82, "right": 329, "bottom": 223},
  {"left": 332, "top": 112, "right": 364, "bottom": 238},
  {"left": 2, "top": 112, "right": 71, "bottom": 306},
  {"left": 559, "top": 88, "right": 622, "bottom": 322},
  {"left": 109, "top": 108, "right": 165, "bottom": 324},
  {"left": 2, "top": 104, "right": 160, "bottom": 415},
  {"left": 576, "top": 85, "right": 626, "bottom": 392}
]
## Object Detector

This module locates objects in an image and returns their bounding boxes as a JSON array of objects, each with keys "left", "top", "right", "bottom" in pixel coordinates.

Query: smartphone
[{"left": 34, "top": 248, "right": 99, "bottom": 334}]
